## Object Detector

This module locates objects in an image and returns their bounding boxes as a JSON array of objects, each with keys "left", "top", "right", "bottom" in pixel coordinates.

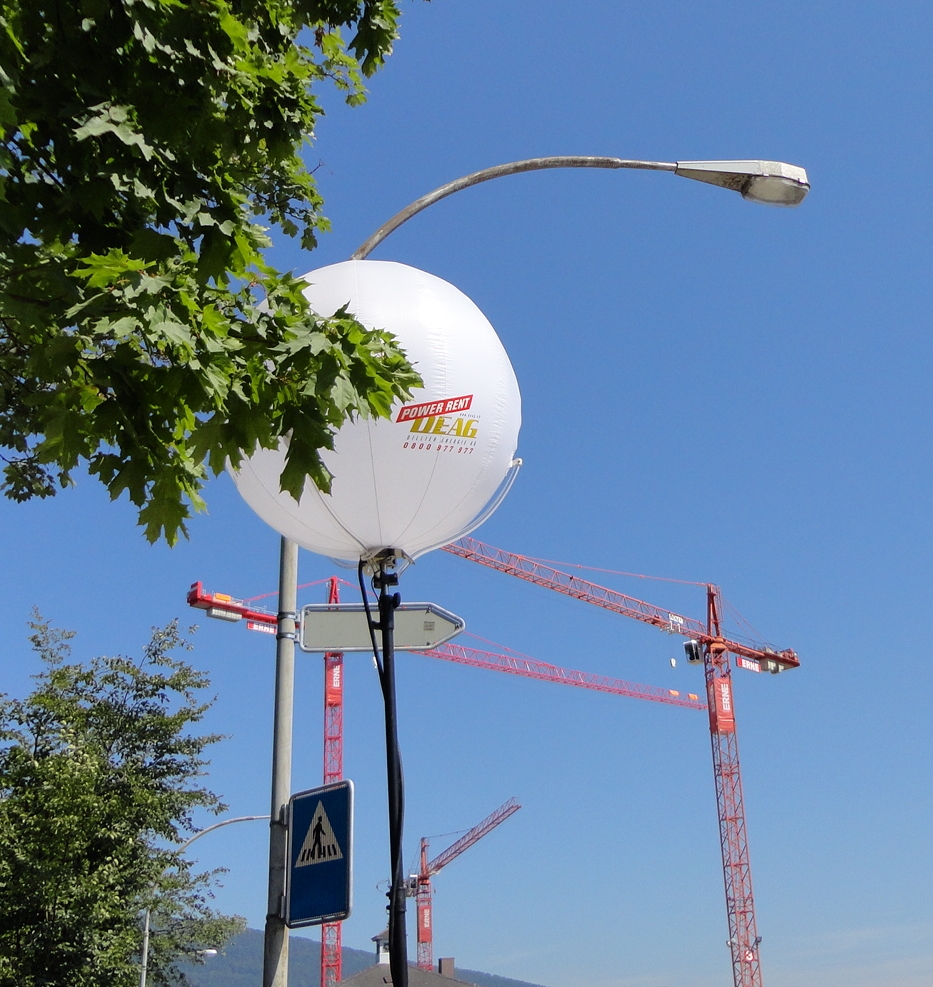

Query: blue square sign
[{"left": 286, "top": 780, "right": 353, "bottom": 927}]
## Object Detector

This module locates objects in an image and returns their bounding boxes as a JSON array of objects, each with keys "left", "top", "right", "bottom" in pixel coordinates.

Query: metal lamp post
[
  {"left": 264, "top": 538, "right": 298, "bottom": 987},
  {"left": 259, "top": 153, "right": 808, "bottom": 987}
]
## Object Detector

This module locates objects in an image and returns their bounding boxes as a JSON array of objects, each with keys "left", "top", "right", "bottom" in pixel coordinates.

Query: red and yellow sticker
[
  {"left": 399, "top": 395, "right": 479, "bottom": 455},
  {"left": 396, "top": 394, "right": 473, "bottom": 423}
]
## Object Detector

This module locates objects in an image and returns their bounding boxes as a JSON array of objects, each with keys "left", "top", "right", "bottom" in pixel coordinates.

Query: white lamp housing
[{"left": 674, "top": 160, "right": 810, "bottom": 207}]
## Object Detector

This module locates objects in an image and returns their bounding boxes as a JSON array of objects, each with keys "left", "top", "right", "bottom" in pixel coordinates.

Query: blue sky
[{"left": 2, "top": 2, "right": 931, "bottom": 986}]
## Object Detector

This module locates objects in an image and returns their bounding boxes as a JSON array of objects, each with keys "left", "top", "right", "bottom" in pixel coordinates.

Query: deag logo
[{"left": 398, "top": 394, "right": 479, "bottom": 454}]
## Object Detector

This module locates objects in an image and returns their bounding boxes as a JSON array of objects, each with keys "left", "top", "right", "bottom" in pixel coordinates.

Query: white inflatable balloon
[{"left": 230, "top": 260, "right": 521, "bottom": 561}]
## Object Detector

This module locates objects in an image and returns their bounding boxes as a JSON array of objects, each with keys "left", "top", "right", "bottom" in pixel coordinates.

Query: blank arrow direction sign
[{"left": 298, "top": 602, "right": 465, "bottom": 653}]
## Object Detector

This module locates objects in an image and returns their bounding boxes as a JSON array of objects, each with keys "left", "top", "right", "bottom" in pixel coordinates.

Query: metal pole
[
  {"left": 263, "top": 536, "right": 298, "bottom": 987},
  {"left": 139, "top": 907, "right": 150, "bottom": 987}
]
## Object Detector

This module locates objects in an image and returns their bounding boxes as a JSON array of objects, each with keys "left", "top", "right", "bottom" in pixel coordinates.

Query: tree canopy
[
  {"left": 0, "top": 0, "right": 422, "bottom": 543},
  {"left": 0, "top": 616, "right": 242, "bottom": 987}
]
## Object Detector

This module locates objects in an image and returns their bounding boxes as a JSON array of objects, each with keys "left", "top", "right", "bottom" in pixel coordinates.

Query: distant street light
[{"left": 139, "top": 814, "right": 268, "bottom": 987}]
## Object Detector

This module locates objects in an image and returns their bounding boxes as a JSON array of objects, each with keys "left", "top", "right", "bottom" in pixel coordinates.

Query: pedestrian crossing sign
[
  {"left": 295, "top": 801, "right": 344, "bottom": 866},
  {"left": 287, "top": 780, "right": 353, "bottom": 927}
]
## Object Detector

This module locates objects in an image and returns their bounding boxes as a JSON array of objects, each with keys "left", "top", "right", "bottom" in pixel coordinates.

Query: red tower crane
[
  {"left": 441, "top": 537, "right": 799, "bottom": 987},
  {"left": 187, "top": 578, "right": 347, "bottom": 987},
  {"left": 411, "top": 797, "right": 521, "bottom": 971}
]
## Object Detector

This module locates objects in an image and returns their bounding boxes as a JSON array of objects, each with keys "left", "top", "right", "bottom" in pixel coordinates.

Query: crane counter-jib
[
  {"left": 187, "top": 582, "right": 705, "bottom": 709},
  {"left": 187, "top": 581, "right": 277, "bottom": 627}
]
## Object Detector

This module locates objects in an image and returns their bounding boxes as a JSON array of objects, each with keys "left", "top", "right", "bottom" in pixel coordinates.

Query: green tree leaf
[{"left": 0, "top": 0, "right": 425, "bottom": 544}]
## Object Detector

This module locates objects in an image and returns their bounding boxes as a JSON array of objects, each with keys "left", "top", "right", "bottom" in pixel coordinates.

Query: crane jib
[{"left": 442, "top": 538, "right": 799, "bottom": 670}]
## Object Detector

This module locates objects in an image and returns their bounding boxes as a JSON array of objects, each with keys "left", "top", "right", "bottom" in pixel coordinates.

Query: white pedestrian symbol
[{"left": 296, "top": 801, "right": 343, "bottom": 867}]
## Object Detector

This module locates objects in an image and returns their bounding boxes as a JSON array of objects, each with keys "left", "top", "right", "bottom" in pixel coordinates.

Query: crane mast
[
  {"left": 705, "top": 586, "right": 761, "bottom": 987},
  {"left": 413, "top": 798, "right": 521, "bottom": 971},
  {"left": 321, "top": 577, "right": 344, "bottom": 987}
]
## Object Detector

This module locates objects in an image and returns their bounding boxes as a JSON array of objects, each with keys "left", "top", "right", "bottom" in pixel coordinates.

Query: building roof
[{"left": 340, "top": 964, "right": 477, "bottom": 987}]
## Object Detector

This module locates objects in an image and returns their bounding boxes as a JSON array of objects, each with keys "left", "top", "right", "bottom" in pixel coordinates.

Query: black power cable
[{"left": 359, "top": 558, "right": 409, "bottom": 987}]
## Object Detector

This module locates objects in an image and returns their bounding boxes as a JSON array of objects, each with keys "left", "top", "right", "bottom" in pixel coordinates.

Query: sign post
[{"left": 287, "top": 781, "right": 354, "bottom": 928}]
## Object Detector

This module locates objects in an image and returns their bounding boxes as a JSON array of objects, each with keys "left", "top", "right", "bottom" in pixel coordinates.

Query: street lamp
[
  {"left": 351, "top": 156, "right": 809, "bottom": 259},
  {"left": 253, "top": 153, "right": 809, "bottom": 987},
  {"left": 674, "top": 159, "right": 810, "bottom": 205},
  {"left": 139, "top": 814, "right": 268, "bottom": 987},
  {"left": 347, "top": 155, "right": 809, "bottom": 987}
]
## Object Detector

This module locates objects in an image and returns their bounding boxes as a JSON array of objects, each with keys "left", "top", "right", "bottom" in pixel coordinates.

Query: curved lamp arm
[
  {"left": 350, "top": 155, "right": 809, "bottom": 260},
  {"left": 178, "top": 814, "right": 270, "bottom": 852}
]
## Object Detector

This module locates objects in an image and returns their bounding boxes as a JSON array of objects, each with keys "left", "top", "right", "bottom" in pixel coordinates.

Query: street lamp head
[{"left": 674, "top": 159, "right": 810, "bottom": 207}]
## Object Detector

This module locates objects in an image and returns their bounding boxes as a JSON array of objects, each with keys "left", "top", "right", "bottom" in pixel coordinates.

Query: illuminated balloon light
[{"left": 230, "top": 260, "right": 522, "bottom": 562}]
